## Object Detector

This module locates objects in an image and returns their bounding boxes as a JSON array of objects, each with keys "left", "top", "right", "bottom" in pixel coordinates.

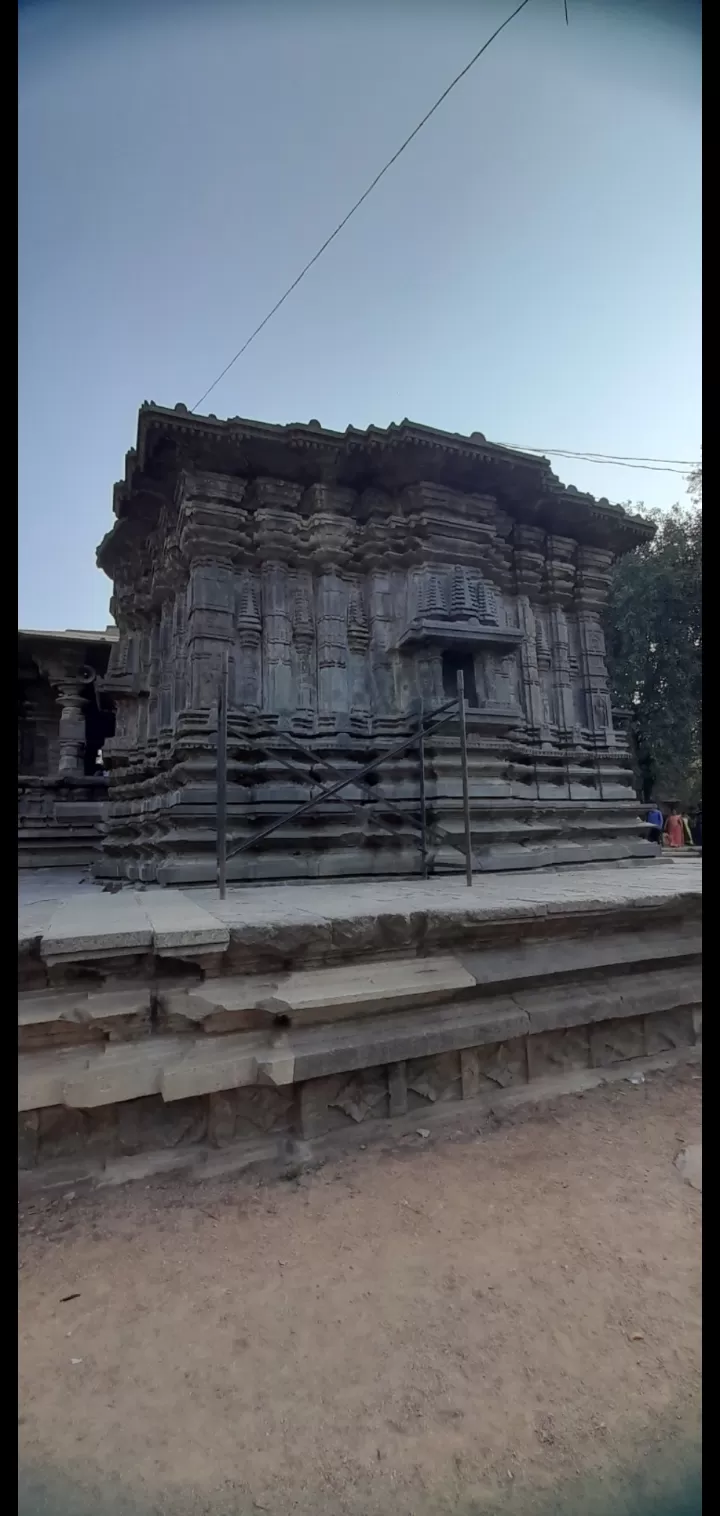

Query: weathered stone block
[
  {"left": 388, "top": 1061, "right": 408, "bottom": 1117},
  {"left": 473, "top": 1038, "right": 528, "bottom": 1092},
  {"left": 208, "top": 1092, "right": 236, "bottom": 1147},
  {"left": 460, "top": 1048, "right": 481, "bottom": 1100},
  {"left": 234, "top": 1086, "right": 294, "bottom": 1138},
  {"left": 38, "top": 1105, "right": 87, "bottom": 1159},
  {"left": 299, "top": 1067, "right": 388, "bottom": 1137},
  {"left": 644, "top": 1008, "right": 695, "bottom": 1056},
  {"left": 527, "top": 1027, "right": 590, "bottom": 1080},
  {"left": 590, "top": 1016, "right": 645, "bottom": 1067},
  {"left": 116, "top": 1094, "right": 207, "bottom": 1153},
  {"left": 18, "top": 1111, "right": 39, "bottom": 1169},
  {"left": 407, "top": 1052, "right": 462, "bottom": 1107},
  {"left": 261, "top": 955, "right": 475, "bottom": 1025}
]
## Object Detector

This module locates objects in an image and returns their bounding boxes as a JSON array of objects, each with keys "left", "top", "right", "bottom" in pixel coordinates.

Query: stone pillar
[{"left": 56, "top": 679, "right": 88, "bottom": 775}]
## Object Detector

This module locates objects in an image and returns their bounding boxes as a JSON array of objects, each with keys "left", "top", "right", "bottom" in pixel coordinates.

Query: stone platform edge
[
  {"left": 19, "top": 870, "right": 703, "bottom": 977},
  {"left": 19, "top": 1045, "right": 701, "bottom": 1197}
]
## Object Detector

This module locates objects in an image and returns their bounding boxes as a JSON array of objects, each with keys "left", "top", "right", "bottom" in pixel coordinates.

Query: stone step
[
  {"left": 19, "top": 918, "right": 702, "bottom": 1053},
  {"left": 38, "top": 891, "right": 229, "bottom": 965},
  {"left": 18, "top": 963, "right": 700, "bottom": 1114},
  {"left": 18, "top": 988, "right": 153, "bottom": 1051}
]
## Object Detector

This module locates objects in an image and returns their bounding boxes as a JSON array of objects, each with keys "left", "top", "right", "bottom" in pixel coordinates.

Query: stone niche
[{"left": 94, "top": 405, "right": 657, "bottom": 884}]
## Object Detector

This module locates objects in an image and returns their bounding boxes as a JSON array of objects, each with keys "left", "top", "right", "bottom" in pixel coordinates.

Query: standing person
[
  {"left": 647, "top": 802, "right": 664, "bottom": 845},
  {"left": 681, "top": 812, "right": 693, "bottom": 846},
  {"left": 692, "top": 809, "right": 702, "bottom": 847},
  {"left": 664, "top": 806, "right": 685, "bottom": 848}
]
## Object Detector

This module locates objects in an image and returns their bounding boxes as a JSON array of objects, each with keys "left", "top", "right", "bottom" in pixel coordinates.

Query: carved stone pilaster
[
  {"left": 346, "top": 582, "right": 370, "bottom": 712},
  {"left": 235, "top": 571, "right": 262, "bottom": 711},
  {"left": 513, "top": 527, "right": 546, "bottom": 735},
  {"left": 146, "top": 615, "right": 162, "bottom": 742},
  {"left": 304, "top": 484, "right": 356, "bottom": 573},
  {"left": 252, "top": 479, "right": 304, "bottom": 566},
  {"left": 171, "top": 594, "right": 188, "bottom": 727},
  {"left": 261, "top": 563, "right": 293, "bottom": 714},
  {"left": 292, "top": 574, "right": 316, "bottom": 711},
  {"left": 575, "top": 548, "right": 615, "bottom": 743},
  {"left": 367, "top": 569, "right": 397, "bottom": 714},
  {"left": 178, "top": 477, "right": 246, "bottom": 713},
  {"left": 316, "top": 571, "right": 348, "bottom": 715},
  {"left": 542, "top": 537, "right": 577, "bottom": 736}
]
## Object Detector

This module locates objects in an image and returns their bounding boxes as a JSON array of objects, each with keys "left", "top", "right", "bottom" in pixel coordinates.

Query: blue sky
[{"left": 19, "top": 0, "right": 701, "bottom": 630}]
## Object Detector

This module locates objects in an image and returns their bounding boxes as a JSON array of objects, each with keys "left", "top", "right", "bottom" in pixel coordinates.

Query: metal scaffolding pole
[
  {"left": 216, "top": 649, "right": 229, "bottom": 899},
  {"left": 418, "top": 698, "right": 428, "bottom": 879},
  {"left": 456, "top": 670, "right": 473, "bottom": 887}
]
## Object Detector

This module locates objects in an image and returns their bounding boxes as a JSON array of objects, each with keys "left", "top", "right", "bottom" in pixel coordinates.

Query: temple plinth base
[{"left": 19, "top": 860, "right": 701, "bottom": 1190}]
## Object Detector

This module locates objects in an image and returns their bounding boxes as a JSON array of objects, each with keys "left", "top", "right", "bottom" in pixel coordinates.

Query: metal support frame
[
  {"left": 215, "top": 650, "right": 229, "bottom": 899},
  {"left": 456, "top": 670, "right": 473, "bottom": 888},
  {"left": 418, "top": 698, "right": 428, "bottom": 879},
  {"left": 215, "top": 693, "right": 476, "bottom": 887}
]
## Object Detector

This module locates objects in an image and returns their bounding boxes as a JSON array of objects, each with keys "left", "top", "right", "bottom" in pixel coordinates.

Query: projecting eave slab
[{"left": 397, "top": 620, "right": 525, "bottom": 652}]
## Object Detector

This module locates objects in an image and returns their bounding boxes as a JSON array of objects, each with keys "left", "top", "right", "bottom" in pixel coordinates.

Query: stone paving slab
[
  {"left": 19, "top": 860, "right": 701, "bottom": 965},
  {"left": 136, "top": 890, "right": 229, "bottom": 956},
  {"left": 40, "top": 893, "right": 154, "bottom": 964}
]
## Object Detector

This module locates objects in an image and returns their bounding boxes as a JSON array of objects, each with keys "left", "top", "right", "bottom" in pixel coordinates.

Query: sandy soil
[{"left": 19, "top": 1068, "right": 701, "bottom": 1516}]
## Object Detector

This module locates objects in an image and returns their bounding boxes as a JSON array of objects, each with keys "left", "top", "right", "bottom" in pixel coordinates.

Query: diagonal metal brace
[{"left": 283, "top": 731, "right": 465, "bottom": 861}]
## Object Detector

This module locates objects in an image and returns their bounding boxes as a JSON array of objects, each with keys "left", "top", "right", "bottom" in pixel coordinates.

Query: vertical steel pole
[
  {"left": 216, "top": 648, "right": 229, "bottom": 900},
  {"left": 418, "top": 698, "right": 428, "bottom": 879},
  {"left": 456, "top": 670, "right": 473, "bottom": 887}
]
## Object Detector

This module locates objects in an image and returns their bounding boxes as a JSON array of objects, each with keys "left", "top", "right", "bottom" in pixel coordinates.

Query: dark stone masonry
[{"left": 94, "top": 404, "right": 656, "bottom": 884}]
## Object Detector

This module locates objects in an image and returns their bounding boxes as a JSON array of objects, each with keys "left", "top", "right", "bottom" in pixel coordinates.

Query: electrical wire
[
  {"left": 500, "top": 446, "right": 697, "bottom": 465},
  {"left": 497, "top": 445, "right": 697, "bottom": 475},
  {"left": 191, "top": 0, "right": 534, "bottom": 413}
]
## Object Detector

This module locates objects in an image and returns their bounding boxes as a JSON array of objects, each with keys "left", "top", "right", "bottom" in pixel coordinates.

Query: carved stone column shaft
[{"left": 56, "top": 680, "right": 88, "bottom": 775}]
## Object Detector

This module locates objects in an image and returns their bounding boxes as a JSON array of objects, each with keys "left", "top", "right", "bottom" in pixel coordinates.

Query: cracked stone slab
[
  {"left": 160, "top": 1035, "right": 266, "bottom": 1102},
  {"left": 40, "top": 892, "right": 153, "bottom": 964},
  {"left": 261, "top": 956, "right": 476, "bottom": 1024},
  {"left": 138, "top": 890, "right": 229, "bottom": 956}
]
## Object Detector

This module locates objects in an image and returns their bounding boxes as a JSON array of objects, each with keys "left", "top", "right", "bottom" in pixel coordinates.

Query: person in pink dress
[{"left": 664, "top": 807, "right": 685, "bottom": 848}]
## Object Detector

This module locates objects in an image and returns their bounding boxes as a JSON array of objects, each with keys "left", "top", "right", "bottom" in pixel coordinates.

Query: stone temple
[{"left": 95, "top": 403, "right": 656, "bottom": 884}]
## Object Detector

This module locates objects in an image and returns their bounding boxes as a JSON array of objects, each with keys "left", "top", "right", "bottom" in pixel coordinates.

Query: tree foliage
[{"left": 605, "top": 477, "right": 701, "bottom": 807}]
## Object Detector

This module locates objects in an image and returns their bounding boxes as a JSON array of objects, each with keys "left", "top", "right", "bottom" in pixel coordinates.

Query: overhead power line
[
  {"left": 191, "top": 0, "right": 534, "bottom": 413},
  {"left": 497, "top": 442, "right": 700, "bottom": 472},
  {"left": 498, "top": 445, "right": 697, "bottom": 476},
  {"left": 501, "top": 446, "right": 698, "bottom": 466}
]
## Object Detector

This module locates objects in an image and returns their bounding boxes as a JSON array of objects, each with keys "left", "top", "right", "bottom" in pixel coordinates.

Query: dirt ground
[{"left": 19, "top": 1067, "right": 701, "bottom": 1516}]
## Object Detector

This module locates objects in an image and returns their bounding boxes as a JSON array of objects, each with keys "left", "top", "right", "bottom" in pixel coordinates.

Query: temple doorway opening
[{"left": 442, "top": 650, "right": 478, "bottom": 707}]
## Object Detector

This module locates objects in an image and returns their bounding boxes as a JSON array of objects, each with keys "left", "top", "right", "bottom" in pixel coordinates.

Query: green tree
[{"left": 605, "top": 478, "right": 701, "bottom": 807}]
